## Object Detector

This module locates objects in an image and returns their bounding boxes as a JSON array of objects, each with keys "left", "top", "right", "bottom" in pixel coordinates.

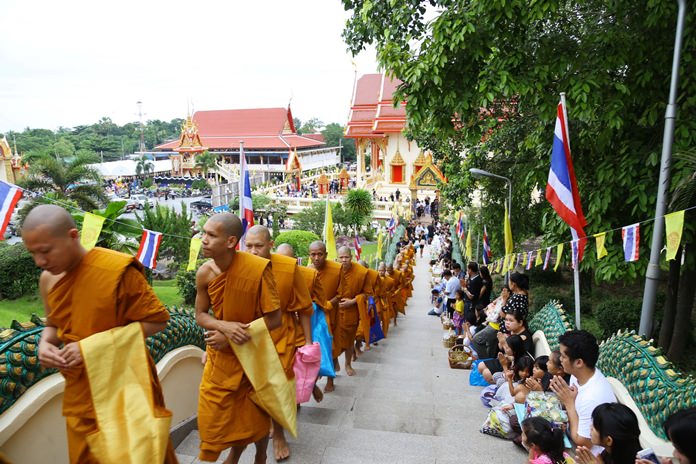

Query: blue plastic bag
[
  {"left": 469, "top": 359, "right": 493, "bottom": 387},
  {"left": 368, "top": 296, "right": 385, "bottom": 344},
  {"left": 310, "top": 303, "right": 336, "bottom": 377}
]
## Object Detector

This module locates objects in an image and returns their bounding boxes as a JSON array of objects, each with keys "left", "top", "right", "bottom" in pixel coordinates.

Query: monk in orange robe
[
  {"left": 401, "top": 262, "right": 415, "bottom": 302},
  {"left": 387, "top": 263, "right": 406, "bottom": 324},
  {"left": 244, "top": 226, "right": 313, "bottom": 462},
  {"left": 377, "top": 262, "right": 395, "bottom": 337},
  {"left": 336, "top": 246, "right": 372, "bottom": 377},
  {"left": 307, "top": 241, "right": 342, "bottom": 393},
  {"left": 355, "top": 260, "right": 381, "bottom": 354},
  {"left": 276, "top": 243, "right": 328, "bottom": 404},
  {"left": 22, "top": 205, "right": 177, "bottom": 464},
  {"left": 195, "top": 214, "right": 282, "bottom": 464}
]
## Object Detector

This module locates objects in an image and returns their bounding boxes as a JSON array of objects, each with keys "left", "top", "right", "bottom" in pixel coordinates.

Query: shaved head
[
  {"left": 247, "top": 224, "right": 272, "bottom": 242},
  {"left": 337, "top": 246, "right": 352, "bottom": 256},
  {"left": 337, "top": 246, "right": 352, "bottom": 268},
  {"left": 276, "top": 243, "right": 295, "bottom": 257},
  {"left": 378, "top": 262, "right": 386, "bottom": 271},
  {"left": 207, "top": 213, "right": 243, "bottom": 239},
  {"left": 308, "top": 241, "right": 326, "bottom": 253},
  {"left": 22, "top": 204, "right": 77, "bottom": 237}
]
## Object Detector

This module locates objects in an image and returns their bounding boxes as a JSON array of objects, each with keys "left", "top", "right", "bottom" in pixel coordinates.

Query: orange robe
[
  {"left": 198, "top": 251, "right": 280, "bottom": 461},
  {"left": 269, "top": 254, "right": 313, "bottom": 379},
  {"left": 389, "top": 269, "right": 406, "bottom": 315},
  {"left": 377, "top": 274, "right": 395, "bottom": 337},
  {"left": 311, "top": 260, "right": 342, "bottom": 355},
  {"left": 336, "top": 263, "right": 372, "bottom": 352},
  {"left": 401, "top": 266, "right": 414, "bottom": 301},
  {"left": 356, "top": 269, "right": 381, "bottom": 347},
  {"left": 45, "top": 247, "right": 176, "bottom": 464}
]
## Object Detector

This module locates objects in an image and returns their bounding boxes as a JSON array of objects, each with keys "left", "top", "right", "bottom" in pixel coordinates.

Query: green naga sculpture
[
  {"left": 529, "top": 300, "right": 574, "bottom": 352},
  {"left": 0, "top": 307, "right": 205, "bottom": 415},
  {"left": 597, "top": 330, "right": 696, "bottom": 439}
]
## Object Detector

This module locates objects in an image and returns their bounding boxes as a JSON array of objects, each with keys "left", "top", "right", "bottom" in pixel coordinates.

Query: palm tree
[
  {"left": 135, "top": 154, "right": 154, "bottom": 178},
  {"left": 19, "top": 151, "right": 106, "bottom": 214},
  {"left": 195, "top": 151, "right": 218, "bottom": 178},
  {"left": 345, "top": 188, "right": 374, "bottom": 234}
]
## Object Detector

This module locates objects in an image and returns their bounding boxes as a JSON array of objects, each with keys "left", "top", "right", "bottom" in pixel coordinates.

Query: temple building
[
  {"left": 345, "top": 73, "right": 445, "bottom": 203},
  {"left": 154, "top": 107, "right": 340, "bottom": 183},
  {"left": 0, "top": 135, "right": 25, "bottom": 184}
]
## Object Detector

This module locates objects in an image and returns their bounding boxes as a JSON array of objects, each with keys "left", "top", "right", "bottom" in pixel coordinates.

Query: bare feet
[
  {"left": 334, "top": 358, "right": 341, "bottom": 373},
  {"left": 364, "top": 345, "right": 372, "bottom": 351},
  {"left": 324, "top": 377, "right": 335, "bottom": 393},
  {"left": 346, "top": 364, "right": 356, "bottom": 376},
  {"left": 272, "top": 426, "right": 290, "bottom": 461},
  {"left": 312, "top": 385, "right": 324, "bottom": 403}
]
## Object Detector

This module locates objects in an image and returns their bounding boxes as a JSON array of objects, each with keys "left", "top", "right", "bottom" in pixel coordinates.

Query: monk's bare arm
[
  {"left": 298, "top": 311, "right": 313, "bottom": 345},
  {"left": 37, "top": 272, "right": 68, "bottom": 368},
  {"left": 194, "top": 263, "right": 251, "bottom": 344},
  {"left": 141, "top": 321, "right": 167, "bottom": 337},
  {"left": 263, "top": 309, "right": 282, "bottom": 331}
]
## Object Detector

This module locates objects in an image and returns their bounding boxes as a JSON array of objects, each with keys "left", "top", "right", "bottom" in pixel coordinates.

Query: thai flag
[
  {"left": 526, "top": 251, "right": 534, "bottom": 270},
  {"left": 543, "top": 247, "right": 552, "bottom": 270},
  {"left": 546, "top": 98, "right": 587, "bottom": 262},
  {"left": 571, "top": 239, "right": 580, "bottom": 269},
  {"left": 622, "top": 223, "right": 640, "bottom": 262},
  {"left": 135, "top": 229, "right": 163, "bottom": 269},
  {"left": 387, "top": 216, "right": 396, "bottom": 237},
  {"left": 354, "top": 234, "right": 362, "bottom": 260},
  {"left": 457, "top": 213, "right": 465, "bottom": 240},
  {"left": 0, "top": 180, "right": 22, "bottom": 240},
  {"left": 482, "top": 225, "right": 491, "bottom": 264},
  {"left": 239, "top": 142, "right": 254, "bottom": 250},
  {"left": 515, "top": 253, "right": 522, "bottom": 268}
]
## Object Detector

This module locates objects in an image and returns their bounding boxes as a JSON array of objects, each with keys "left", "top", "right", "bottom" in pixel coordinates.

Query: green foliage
[
  {"left": 274, "top": 230, "right": 321, "bottom": 258},
  {"left": 344, "top": 189, "right": 374, "bottom": 233},
  {"left": 18, "top": 150, "right": 107, "bottom": 212},
  {"left": 71, "top": 201, "right": 141, "bottom": 254},
  {"left": 342, "top": 0, "right": 696, "bottom": 286},
  {"left": 595, "top": 297, "right": 642, "bottom": 337},
  {"left": 135, "top": 154, "right": 154, "bottom": 178},
  {"left": 195, "top": 151, "right": 218, "bottom": 177},
  {"left": 176, "top": 262, "right": 204, "bottom": 306},
  {"left": 0, "top": 243, "right": 41, "bottom": 300},
  {"left": 293, "top": 201, "right": 327, "bottom": 236},
  {"left": 136, "top": 203, "right": 193, "bottom": 264},
  {"left": 229, "top": 193, "right": 272, "bottom": 212},
  {"left": 191, "top": 179, "right": 210, "bottom": 191},
  {"left": 322, "top": 122, "right": 356, "bottom": 162}
]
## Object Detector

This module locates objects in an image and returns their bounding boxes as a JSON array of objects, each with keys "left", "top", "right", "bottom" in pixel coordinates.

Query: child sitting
[
  {"left": 547, "top": 350, "right": 571, "bottom": 384},
  {"left": 524, "top": 355, "right": 552, "bottom": 395},
  {"left": 504, "top": 356, "right": 535, "bottom": 405},
  {"left": 521, "top": 416, "right": 574, "bottom": 464},
  {"left": 427, "top": 288, "right": 444, "bottom": 316}
]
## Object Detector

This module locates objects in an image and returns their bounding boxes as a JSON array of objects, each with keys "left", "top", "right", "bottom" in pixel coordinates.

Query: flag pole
[{"left": 561, "top": 92, "right": 582, "bottom": 330}]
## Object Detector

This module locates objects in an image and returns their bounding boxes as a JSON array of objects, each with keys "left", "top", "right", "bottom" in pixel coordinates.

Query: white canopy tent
[{"left": 89, "top": 160, "right": 172, "bottom": 178}]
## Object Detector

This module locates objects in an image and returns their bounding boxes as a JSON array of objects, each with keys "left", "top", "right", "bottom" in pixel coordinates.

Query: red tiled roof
[
  {"left": 155, "top": 107, "right": 324, "bottom": 151},
  {"left": 346, "top": 73, "right": 407, "bottom": 138}
]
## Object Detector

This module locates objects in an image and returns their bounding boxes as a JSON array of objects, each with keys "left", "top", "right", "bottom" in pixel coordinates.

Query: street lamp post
[{"left": 470, "top": 168, "right": 512, "bottom": 282}]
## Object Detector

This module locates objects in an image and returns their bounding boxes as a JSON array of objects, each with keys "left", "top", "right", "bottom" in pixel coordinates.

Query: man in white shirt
[
  {"left": 550, "top": 330, "right": 616, "bottom": 456},
  {"left": 443, "top": 269, "right": 460, "bottom": 319}
]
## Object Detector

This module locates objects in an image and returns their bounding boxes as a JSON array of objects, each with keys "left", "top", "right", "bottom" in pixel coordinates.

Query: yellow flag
[
  {"left": 535, "top": 249, "right": 543, "bottom": 267},
  {"left": 187, "top": 238, "right": 202, "bottom": 271},
  {"left": 522, "top": 252, "right": 528, "bottom": 267},
  {"left": 377, "top": 229, "right": 384, "bottom": 258},
  {"left": 502, "top": 255, "right": 509, "bottom": 272},
  {"left": 665, "top": 210, "right": 685, "bottom": 261},
  {"left": 508, "top": 254, "right": 515, "bottom": 272},
  {"left": 466, "top": 228, "right": 473, "bottom": 260},
  {"left": 504, "top": 206, "right": 513, "bottom": 255},
  {"left": 324, "top": 201, "right": 337, "bottom": 260},
  {"left": 554, "top": 243, "right": 564, "bottom": 271},
  {"left": 594, "top": 233, "right": 608, "bottom": 260},
  {"left": 80, "top": 212, "right": 106, "bottom": 250}
]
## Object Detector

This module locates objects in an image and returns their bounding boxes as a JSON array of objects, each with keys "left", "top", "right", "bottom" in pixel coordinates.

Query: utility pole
[{"left": 137, "top": 100, "right": 145, "bottom": 155}]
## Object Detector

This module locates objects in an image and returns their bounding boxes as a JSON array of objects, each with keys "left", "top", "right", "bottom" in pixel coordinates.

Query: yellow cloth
[
  {"left": 80, "top": 212, "right": 105, "bottom": 250},
  {"left": 594, "top": 233, "right": 608, "bottom": 260},
  {"left": 665, "top": 210, "right": 685, "bottom": 261},
  {"left": 80, "top": 323, "right": 171, "bottom": 464},
  {"left": 187, "top": 238, "right": 202, "bottom": 271},
  {"left": 504, "top": 205, "right": 513, "bottom": 256},
  {"left": 230, "top": 318, "right": 297, "bottom": 438},
  {"left": 554, "top": 243, "right": 564, "bottom": 271},
  {"left": 535, "top": 249, "right": 543, "bottom": 267},
  {"left": 323, "top": 200, "right": 337, "bottom": 261}
]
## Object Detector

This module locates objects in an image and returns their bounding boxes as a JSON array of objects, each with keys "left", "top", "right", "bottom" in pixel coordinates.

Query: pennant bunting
[
  {"left": 543, "top": 247, "right": 552, "bottom": 270},
  {"left": 665, "top": 211, "right": 685, "bottom": 261},
  {"left": 482, "top": 225, "right": 491, "bottom": 265},
  {"left": 504, "top": 205, "right": 513, "bottom": 257},
  {"left": 80, "top": 212, "right": 106, "bottom": 250},
  {"left": 571, "top": 239, "right": 580, "bottom": 269},
  {"left": 324, "top": 201, "right": 337, "bottom": 260},
  {"left": 0, "top": 180, "right": 22, "bottom": 239},
  {"left": 621, "top": 223, "right": 640, "bottom": 262},
  {"left": 136, "top": 229, "right": 163, "bottom": 269},
  {"left": 554, "top": 243, "right": 564, "bottom": 271},
  {"left": 526, "top": 251, "right": 534, "bottom": 270},
  {"left": 535, "top": 249, "right": 543, "bottom": 267},
  {"left": 522, "top": 252, "right": 528, "bottom": 267},
  {"left": 594, "top": 232, "right": 608, "bottom": 260},
  {"left": 354, "top": 234, "right": 362, "bottom": 260},
  {"left": 187, "top": 238, "right": 202, "bottom": 271}
]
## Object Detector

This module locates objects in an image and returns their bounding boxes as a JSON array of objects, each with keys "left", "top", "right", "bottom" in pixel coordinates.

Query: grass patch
[{"left": 0, "top": 279, "right": 185, "bottom": 327}]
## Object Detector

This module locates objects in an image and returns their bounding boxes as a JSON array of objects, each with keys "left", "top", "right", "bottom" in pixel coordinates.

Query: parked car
[
  {"left": 126, "top": 194, "right": 154, "bottom": 211},
  {"left": 190, "top": 200, "right": 213, "bottom": 214}
]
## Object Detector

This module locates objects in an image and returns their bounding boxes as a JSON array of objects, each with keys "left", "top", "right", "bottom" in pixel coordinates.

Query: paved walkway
[{"left": 176, "top": 251, "right": 526, "bottom": 463}]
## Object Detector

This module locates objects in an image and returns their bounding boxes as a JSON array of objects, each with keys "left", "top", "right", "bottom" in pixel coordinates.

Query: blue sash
[
  {"left": 368, "top": 296, "right": 385, "bottom": 344},
  {"left": 310, "top": 303, "right": 336, "bottom": 377}
]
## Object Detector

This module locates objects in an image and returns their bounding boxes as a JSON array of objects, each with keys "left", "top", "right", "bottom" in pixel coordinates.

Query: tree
[
  {"left": 71, "top": 200, "right": 141, "bottom": 254},
  {"left": 194, "top": 151, "right": 218, "bottom": 177},
  {"left": 19, "top": 151, "right": 106, "bottom": 214},
  {"left": 322, "top": 123, "right": 356, "bottom": 162},
  {"left": 299, "top": 118, "right": 324, "bottom": 134},
  {"left": 135, "top": 154, "right": 154, "bottom": 178},
  {"left": 344, "top": 189, "right": 374, "bottom": 234},
  {"left": 342, "top": 0, "right": 696, "bottom": 340},
  {"left": 136, "top": 203, "right": 194, "bottom": 265}
]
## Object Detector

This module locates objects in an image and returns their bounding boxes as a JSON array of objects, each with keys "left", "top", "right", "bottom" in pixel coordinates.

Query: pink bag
[{"left": 293, "top": 342, "right": 322, "bottom": 404}]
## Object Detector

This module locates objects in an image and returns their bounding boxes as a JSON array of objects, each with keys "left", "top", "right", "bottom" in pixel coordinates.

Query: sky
[{"left": 0, "top": 0, "right": 379, "bottom": 133}]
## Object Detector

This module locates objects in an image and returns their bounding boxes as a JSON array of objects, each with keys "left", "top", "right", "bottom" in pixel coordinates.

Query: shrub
[
  {"left": 274, "top": 230, "right": 321, "bottom": 259},
  {"left": 176, "top": 260, "right": 206, "bottom": 306},
  {"left": 595, "top": 297, "right": 642, "bottom": 337},
  {"left": 0, "top": 243, "right": 41, "bottom": 300}
]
